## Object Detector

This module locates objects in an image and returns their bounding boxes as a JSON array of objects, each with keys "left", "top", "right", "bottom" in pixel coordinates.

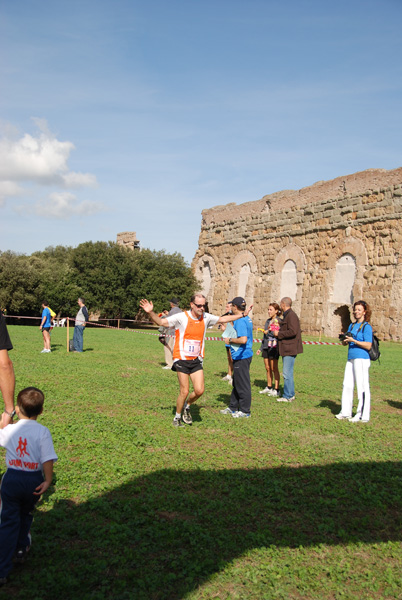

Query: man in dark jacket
[{"left": 274, "top": 297, "right": 303, "bottom": 402}]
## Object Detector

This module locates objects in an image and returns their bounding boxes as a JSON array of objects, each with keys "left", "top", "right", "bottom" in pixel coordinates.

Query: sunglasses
[{"left": 193, "top": 303, "right": 206, "bottom": 308}]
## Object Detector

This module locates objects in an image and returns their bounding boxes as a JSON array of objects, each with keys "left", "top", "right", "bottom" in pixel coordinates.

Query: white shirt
[{"left": 0, "top": 419, "right": 58, "bottom": 472}]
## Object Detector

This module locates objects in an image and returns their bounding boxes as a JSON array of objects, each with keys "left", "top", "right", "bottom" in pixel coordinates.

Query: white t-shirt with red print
[{"left": 0, "top": 419, "right": 57, "bottom": 472}]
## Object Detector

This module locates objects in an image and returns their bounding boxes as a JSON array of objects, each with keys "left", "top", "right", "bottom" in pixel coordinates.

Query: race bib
[{"left": 184, "top": 339, "right": 201, "bottom": 357}]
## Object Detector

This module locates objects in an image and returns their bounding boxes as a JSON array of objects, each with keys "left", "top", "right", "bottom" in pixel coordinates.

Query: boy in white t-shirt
[{"left": 0, "top": 387, "right": 58, "bottom": 586}]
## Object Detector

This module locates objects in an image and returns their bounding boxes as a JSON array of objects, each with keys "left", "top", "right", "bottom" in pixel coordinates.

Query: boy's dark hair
[
  {"left": 42, "top": 301, "right": 49, "bottom": 306},
  {"left": 17, "top": 387, "right": 45, "bottom": 418}
]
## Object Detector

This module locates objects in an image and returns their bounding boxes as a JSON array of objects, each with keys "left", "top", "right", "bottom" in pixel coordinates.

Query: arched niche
[
  {"left": 323, "top": 237, "right": 368, "bottom": 337},
  {"left": 332, "top": 253, "right": 356, "bottom": 305},
  {"left": 272, "top": 244, "right": 306, "bottom": 313},
  {"left": 229, "top": 250, "right": 258, "bottom": 307},
  {"left": 193, "top": 253, "right": 217, "bottom": 307},
  {"left": 280, "top": 259, "right": 297, "bottom": 301}
]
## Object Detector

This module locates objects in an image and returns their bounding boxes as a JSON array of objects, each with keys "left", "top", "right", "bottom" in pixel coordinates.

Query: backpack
[{"left": 363, "top": 323, "right": 381, "bottom": 362}]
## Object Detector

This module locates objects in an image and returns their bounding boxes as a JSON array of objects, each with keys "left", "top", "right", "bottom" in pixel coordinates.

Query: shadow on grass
[
  {"left": 387, "top": 400, "right": 402, "bottom": 411},
  {"left": 317, "top": 399, "right": 340, "bottom": 415},
  {"left": 8, "top": 461, "right": 402, "bottom": 600}
]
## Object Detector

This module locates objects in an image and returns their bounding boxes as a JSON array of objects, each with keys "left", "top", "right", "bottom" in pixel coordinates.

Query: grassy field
[{"left": 2, "top": 324, "right": 402, "bottom": 600}]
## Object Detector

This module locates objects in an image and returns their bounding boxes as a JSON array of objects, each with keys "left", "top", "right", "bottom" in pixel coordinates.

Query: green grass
[{"left": 2, "top": 324, "right": 402, "bottom": 600}]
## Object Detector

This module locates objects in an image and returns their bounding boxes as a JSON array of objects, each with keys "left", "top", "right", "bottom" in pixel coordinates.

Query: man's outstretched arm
[{"left": 140, "top": 299, "right": 169, "bottom": 328}]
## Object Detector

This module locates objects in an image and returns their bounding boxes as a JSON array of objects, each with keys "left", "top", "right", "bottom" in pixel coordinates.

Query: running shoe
[{"left": 182, "top": 406, "right": 192, "bottom": 425}]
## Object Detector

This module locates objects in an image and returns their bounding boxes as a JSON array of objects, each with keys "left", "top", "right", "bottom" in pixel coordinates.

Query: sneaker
[
  {"left": 220, "top": 407, "right": 236, "bottom": 415},
  {"left": 15, "top": 545, "right": 30, "bottom": 564},
  {"left": 162, "top": 365, "right": 171, "bottom": 369},
  {"left": 182, "top": 406, "right": 192, "bottom": 425},
  {"left": 335, "top": 413, "right": 351, "bottom": 420},
  {"left": 172, "top": 417, "right": 185, "bottom": 427},
  {"left": 233, "top": 411, "right": 251, "bottom": 418},
  {"left": 348, "top": 415, "right": 369, "bottom": 423},
  {"left": 221, "top": 374, "right": 231, "bottom": 381},
  {"left": 40, "top": 349, "right": 48, "bottom": 353},
  {"left": 268, "top": 389, "right": 278, "bottom": 397},
  {"left": 228, "top": 377, "right": 233, "bottom": 385},
  {"left": 259, "top": 387, "right": 270, "bottom": 395},
  {"left": 277, "top": 397, "right": 293, "bottom": 402}
]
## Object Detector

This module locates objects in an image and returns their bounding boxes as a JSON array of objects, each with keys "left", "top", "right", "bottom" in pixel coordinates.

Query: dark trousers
[
  {"left": 229, "top": 356, "right": 252, "bottom": 414},
  {"left": 0, "top": 469, "right": 43, "bottom": 578}
]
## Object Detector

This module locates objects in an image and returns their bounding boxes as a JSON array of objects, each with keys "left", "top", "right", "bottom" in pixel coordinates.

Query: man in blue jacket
[{"left": 220, "top": 296, "right": 253, "bottom": 418}]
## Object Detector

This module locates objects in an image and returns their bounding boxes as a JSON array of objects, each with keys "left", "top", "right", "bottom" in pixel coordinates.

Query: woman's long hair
[{"left": 353, "top": 300, "right": 372, "bottom": 323}]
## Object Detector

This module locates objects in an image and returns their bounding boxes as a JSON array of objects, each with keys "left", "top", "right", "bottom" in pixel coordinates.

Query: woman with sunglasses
[{"left": 336, "top": 300, "right": 373, "bottom": 423}]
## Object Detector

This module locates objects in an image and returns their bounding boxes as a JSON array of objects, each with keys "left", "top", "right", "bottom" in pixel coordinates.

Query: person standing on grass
[
  {"left": 273, "top": 297, "right": 303, "bottom": 402},
  {"left": 139, "top": 295, "right": 252, "bottom": 427},
  {"left": 336, "top": 300, "right": 373, "bottom": 423},
  {"left": 220, "top": 297, "right": 253, "bottom": 418},
  {"left": 39, "top": 302, "right": 52, "bottom": 354},
  {"left": 0, "top": 313, "right": 15, "bottom": 428},
  {"left": 0, "top": 387, "right": 58, "bottom": 586},
  {"left": 257, "top": 302, "right": 282, "bottom": 397},
  {"left": 73, "top": 298, "right": 89, "bottom": 353}
]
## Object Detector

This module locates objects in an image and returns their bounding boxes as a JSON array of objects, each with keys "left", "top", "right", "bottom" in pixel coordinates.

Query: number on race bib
[{"left": 184, "top": 339, "right": 201, "bottom": 357}]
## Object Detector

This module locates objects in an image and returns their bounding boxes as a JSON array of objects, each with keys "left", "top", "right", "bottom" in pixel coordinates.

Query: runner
[{"left": 140, "top": 294, "right": 252, "bottom": 427}]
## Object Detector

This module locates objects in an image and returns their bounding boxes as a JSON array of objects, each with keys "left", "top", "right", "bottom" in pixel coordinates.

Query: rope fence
[{"left": 4, "top": 314, "right": 342, "bottom": 348}]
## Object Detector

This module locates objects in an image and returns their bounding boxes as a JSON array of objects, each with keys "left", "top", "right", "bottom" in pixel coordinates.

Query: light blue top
[
  {"left": 231, "top": 316, "right": 253, "bottom": 360},
  {"left": 347, "top": 321, "right": 373, "bottom": 360}
]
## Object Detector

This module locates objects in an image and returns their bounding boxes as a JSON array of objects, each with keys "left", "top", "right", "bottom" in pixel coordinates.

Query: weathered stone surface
[
  {"left": 116, "top": 231, "right": 140, "bottom": 250},
  {"left": 193, "top": 167, "right": 402, "bottom": 341}
]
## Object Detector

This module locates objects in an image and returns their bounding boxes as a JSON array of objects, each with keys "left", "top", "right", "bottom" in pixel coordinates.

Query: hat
[
  {"left": 230, "top": 296, "right": 246, "bottom": 307},
  {"left": 169, "top": 297, "right": 179, "bottom": 306}
]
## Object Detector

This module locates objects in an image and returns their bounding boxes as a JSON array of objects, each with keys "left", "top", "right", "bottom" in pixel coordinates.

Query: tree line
[{"left": 0, "top": 242, "right": 198, "bottom": 321}]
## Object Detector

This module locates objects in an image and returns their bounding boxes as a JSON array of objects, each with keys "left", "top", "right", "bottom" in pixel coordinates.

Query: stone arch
[
  {"left": 193, "top": 253, "right": 217, "bottom": 307},
  {"left": 229, "top": 250, "right": 258, "bottom": 307},
  {"left": 323, "top": 236, "right": 368, "bottom": 337},
  {"left": 272, "top": 244, "right": 306, "bottom": 314}
]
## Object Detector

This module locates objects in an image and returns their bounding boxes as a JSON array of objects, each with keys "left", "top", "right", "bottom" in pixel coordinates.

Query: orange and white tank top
[{"left": 165, "top": 311, "right": 219, "bottom": 361}]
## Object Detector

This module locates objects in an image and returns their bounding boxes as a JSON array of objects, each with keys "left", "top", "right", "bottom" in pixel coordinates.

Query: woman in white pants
[{"left": 336, "top": 301, "right": 373, "bottom": 423}]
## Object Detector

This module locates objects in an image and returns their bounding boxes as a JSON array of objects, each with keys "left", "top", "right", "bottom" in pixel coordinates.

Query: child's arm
[{"left": 34, "top": 460, "right": 54, "bottom": 496}]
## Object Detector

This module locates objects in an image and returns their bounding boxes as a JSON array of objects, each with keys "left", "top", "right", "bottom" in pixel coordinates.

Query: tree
[{"left": 0, "top": 243, "right": 198, "bottom": 320}]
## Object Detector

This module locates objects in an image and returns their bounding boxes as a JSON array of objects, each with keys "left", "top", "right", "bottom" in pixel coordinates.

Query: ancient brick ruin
[
  {"left": 192, "top": 167, "right": 402, "bottom": 341},
  {"left": 116, "top": 231, "right": 140, "bottom": 250}
]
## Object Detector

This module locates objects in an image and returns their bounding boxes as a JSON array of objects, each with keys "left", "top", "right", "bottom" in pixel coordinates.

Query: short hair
[
  {"left": 353, "top": 300, "right": 372, "bottom": 323},
  {"left": 42, "top": 301, "right": 49, "bottom": 306},
  {"left": 78, "top": 297, "right": 85, "bottom": 304},
  {"left": 190, "top": 293, "right": 206, "bottom": 304},
  {"left": 280, "top": 297, "right": 292, "bottom": 308},
  {"left": 17, "top": 387, "right": 45, "bottom": 418}
]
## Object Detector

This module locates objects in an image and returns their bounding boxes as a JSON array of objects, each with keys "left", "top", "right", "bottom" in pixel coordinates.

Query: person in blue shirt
[
  {"left": 336, "top": 300, "right": 373, "bottom": 423},
  {"left": 39, "top": 302, "right": 52, "bottom": 354},
  {"left": 220, "top": 297, "right": 253, "bottom": 418}
]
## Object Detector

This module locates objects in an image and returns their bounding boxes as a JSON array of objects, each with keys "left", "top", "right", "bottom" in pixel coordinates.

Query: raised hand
[{"left": 139, "top": 299, "right": 154, "bottom": 314}]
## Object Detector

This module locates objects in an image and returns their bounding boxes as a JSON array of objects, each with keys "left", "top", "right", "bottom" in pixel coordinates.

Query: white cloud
[
  {"left": 62, "top": 171, "right": 98, "bottom": 188},
  {"left": 0, "top": 180, "right": 24, "bottom": 205},
  {"left": 0, "top": 119, "right": 98, "bottom": 207},
  {"left": 16, "top": 192, "right": 105, "bottom": 220}
]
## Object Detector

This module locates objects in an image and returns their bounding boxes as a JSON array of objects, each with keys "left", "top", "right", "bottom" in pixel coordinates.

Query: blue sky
[{"left": 1, "top": 0, "right": 401, "bottom": 263}]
